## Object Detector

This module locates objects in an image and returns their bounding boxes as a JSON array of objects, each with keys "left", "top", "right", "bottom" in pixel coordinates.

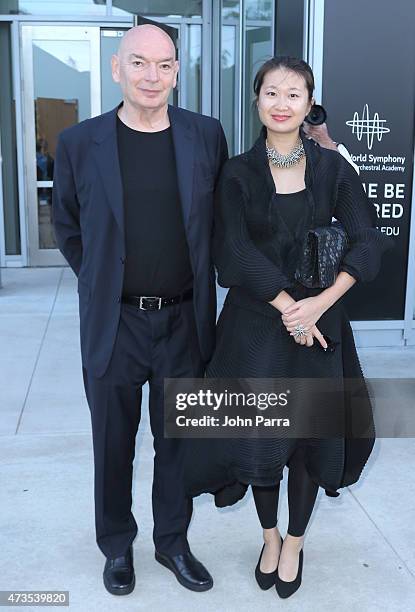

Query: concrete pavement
[{"left": 1, "top": 267, "right": 414, "bottom": 611}]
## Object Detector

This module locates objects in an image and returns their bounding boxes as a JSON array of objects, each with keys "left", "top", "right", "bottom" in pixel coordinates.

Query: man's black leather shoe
[
  {"left": 155, "top": 550, "right": 213, "bottom": 592},
  {"left": 103, "top": 545, "right": 135, "bottom": 595}
]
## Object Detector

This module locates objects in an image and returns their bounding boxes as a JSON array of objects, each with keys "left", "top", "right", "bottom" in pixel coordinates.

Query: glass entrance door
[
  {"left": 22, "top": 25, "right": 101, "bottom": 266},
  {"left": 217, "top": 1, "right": 275, "bottom": 156}
]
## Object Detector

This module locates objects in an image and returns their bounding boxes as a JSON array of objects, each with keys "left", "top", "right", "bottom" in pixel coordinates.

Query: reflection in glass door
[{"left": 21, "top": 26, "right": 100, "bottom": 266}]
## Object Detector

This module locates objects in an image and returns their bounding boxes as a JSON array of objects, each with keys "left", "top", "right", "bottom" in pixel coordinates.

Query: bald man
[{"left": 53, "top": 25, "right": 228, "bottom": 595}]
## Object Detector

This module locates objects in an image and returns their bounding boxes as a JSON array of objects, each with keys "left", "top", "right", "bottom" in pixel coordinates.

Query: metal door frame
[{"left": 21, "top": 25, "right": 101, "bottom": 266}]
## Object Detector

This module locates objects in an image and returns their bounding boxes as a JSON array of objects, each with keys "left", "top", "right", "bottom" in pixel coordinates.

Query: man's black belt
[{"left": 122, "top": 288, "right": 193, "bottom": 311}]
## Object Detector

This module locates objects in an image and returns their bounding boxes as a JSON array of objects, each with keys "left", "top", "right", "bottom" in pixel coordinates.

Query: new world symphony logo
[{"left": 346, "top": 103, "right": 390, "bottom": 150}]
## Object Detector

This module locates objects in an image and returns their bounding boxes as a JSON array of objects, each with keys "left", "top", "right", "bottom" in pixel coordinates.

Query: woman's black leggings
[{"left": 252, "top": 446, "right": 319, "bottom": 537}]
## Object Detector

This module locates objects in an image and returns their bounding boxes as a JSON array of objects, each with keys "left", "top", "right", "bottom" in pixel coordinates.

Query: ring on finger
[{"left": 293, "top": 323, "right": 308, "bottom": 339}]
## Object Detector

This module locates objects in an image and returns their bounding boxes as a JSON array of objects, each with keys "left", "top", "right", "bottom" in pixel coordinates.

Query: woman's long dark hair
[{"left": 254, "top": 56, "right": 315, "bottom": 101}]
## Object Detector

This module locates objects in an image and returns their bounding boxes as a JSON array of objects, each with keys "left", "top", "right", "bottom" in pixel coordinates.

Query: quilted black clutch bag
[{"left": 294, "top": 222, "right": 349, "bottom": 288}]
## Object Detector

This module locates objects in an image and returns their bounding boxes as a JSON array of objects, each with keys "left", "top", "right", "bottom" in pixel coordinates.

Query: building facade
[{"left": 0, "top": 0, "right": 414, "bottom": 347}]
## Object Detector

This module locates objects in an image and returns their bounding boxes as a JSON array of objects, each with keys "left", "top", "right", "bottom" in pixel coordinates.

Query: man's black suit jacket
[{"left": 52, "top": 103, "right": 228, "bottom": 378}]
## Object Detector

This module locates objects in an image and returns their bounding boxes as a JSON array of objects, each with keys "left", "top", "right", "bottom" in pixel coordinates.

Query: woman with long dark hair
[{"left": 183, "top": 56, "right": 392, "bottom": 598}]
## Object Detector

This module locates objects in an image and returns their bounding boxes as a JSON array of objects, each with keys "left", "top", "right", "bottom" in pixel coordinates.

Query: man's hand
[{"left": 302, "top": 122, "right": 338, "bottom": 151}]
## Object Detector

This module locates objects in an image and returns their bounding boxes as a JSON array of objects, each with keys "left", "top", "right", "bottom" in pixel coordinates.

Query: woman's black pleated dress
[{"left": 182, "top": 126, "right": 394, "bottom": 505}]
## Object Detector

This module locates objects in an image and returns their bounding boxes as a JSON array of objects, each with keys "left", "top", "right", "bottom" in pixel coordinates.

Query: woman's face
[{"left": 257, "top": 67, "right": 314, "bottom": 136}]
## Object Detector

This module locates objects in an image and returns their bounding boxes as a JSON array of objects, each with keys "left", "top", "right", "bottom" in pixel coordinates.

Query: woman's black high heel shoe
[
  {"left": 255, "top": 535, "right": 283, "bottom": 590},
  {"left": 275, "top": 547, "right": 304, "bottom": 598}
]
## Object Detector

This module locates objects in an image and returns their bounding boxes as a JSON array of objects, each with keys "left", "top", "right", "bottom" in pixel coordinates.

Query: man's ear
[
  {"left": 111, "top": 54, "right": 120, "bottom": 83},
  {"left": 173, "top": 60, "right": 179, "bottom": 88}
]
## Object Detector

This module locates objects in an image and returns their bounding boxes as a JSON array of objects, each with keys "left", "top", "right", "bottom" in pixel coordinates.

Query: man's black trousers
[{"left": 82, "top": 298, "right": 204, "bottom": 559}]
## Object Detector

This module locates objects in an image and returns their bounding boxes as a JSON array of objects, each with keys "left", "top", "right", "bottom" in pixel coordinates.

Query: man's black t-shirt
[{"left": 116, "top": 116, "right": 193, "bottom": 297}]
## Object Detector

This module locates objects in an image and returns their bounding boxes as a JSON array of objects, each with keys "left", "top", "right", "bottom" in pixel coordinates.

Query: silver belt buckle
[{"left": 139, "top": 296, "right": 162, "bottom": 310}]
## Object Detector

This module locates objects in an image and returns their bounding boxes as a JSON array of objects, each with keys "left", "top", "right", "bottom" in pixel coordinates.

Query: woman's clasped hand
[{"left": 281, "top": 297, "right": 328, "bottom": 348}]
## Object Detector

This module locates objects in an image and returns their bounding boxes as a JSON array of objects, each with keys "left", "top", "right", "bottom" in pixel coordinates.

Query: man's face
[{"left": 112, "top": 28, "right": 179, "bottom": 112}]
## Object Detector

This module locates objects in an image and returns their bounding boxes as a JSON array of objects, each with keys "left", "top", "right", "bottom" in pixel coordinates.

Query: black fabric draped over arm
[
  {"left": 213, "top": 166, "right": 294, "bottom": 302},
  {"left": 334, "top": 155, "right": 394, "bottom": 283}
]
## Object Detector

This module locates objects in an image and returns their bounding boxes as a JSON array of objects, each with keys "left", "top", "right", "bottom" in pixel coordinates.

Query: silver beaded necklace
[{"left": 266, "top": 137, "right": 305, "bottom": 168}]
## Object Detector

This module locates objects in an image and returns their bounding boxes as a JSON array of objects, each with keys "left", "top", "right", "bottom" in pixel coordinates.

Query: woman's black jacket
[{"left": 213, "top": 126, "right": 393, "bottom": 304}]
